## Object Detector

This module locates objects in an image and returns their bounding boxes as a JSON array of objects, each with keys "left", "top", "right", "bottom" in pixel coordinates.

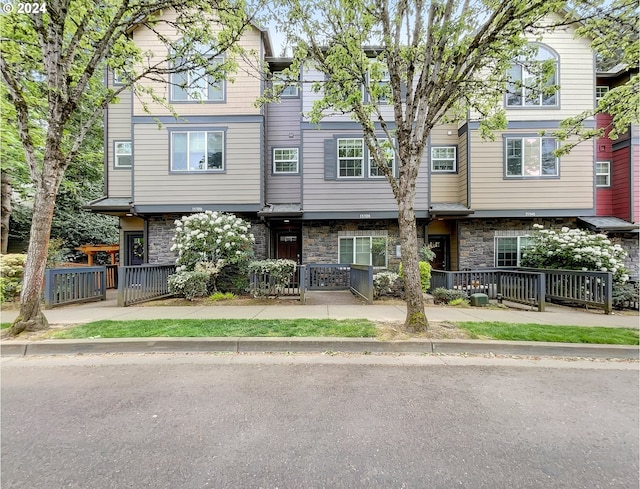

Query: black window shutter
[{"left": 324, "top": 139, "right": 336, "bottom": 180}]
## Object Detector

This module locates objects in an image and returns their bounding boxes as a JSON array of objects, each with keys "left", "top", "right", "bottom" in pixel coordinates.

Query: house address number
[
  {"left": 525, "top": 212, "right": 536, "bottom": 217},
  {"left": 359, "top": 213, "right": 371, "bottom": 218}
]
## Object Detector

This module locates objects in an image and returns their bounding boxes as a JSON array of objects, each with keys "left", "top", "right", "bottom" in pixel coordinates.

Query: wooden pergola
[{"left": 75, "top": 244, "right": 119, "bottom": 266}]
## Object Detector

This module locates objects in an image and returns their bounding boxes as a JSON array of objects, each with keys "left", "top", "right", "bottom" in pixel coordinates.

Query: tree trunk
[
  {"left": 9, "top": 181, "right": 57, "bottom": 335},
  {"left": 398, "top": 198, "right": 429, "bottom": 332},
  {"left": 1, "top": 169, "right": 12, "bottom": 254}
]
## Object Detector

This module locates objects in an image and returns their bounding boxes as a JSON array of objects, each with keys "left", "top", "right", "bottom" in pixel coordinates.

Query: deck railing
[
  {"left": 44, "top": 266, "right": 106, "bottom": 308},
  {"left": 522, "top": 268, "right": 613, "bottom": 314},
  {"left": 249, "top": 265, "right": 306, "bottom": 302},
  {"left": 431, "top": 268, "right": 614, "bottom": 313},
  {"left": 430, "top": 269, "right": 546, "bottom": 311},
  {"left": 306, "top": 263, "right": 350, "bottom": 290},
  {"left": 117, "top": 263, "right": 176, "bottom": 307},
  {"left": 349, "top": 265, "right": 374, "bottom": 303}
]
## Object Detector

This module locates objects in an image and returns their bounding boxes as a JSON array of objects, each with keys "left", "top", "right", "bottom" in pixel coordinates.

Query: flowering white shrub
[
  {"left": 248, "top": 259, "right": 297, "bottom": 297},
  {"left": 168, "top": 271, "right": 209, "bottom": 300},
  {"left": 373, "top": 271, "right": 403, "bottom": 298},
  {"left": 170, "top": 211, "right": 255, "bottom": 272},
  {"left": 521, "top": 224, "right": 629, "bottom": 283}
]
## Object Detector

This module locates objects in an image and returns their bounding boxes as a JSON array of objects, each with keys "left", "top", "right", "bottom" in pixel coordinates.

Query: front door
[
  {"left": 277, "top": 232, "right": 301, "bottom": 263},
  {"left": 126, "top": 232, "right": 145, "bottom": 266},
  {"left": 428, "top": 235, "right": 449, "bottom": 271}
]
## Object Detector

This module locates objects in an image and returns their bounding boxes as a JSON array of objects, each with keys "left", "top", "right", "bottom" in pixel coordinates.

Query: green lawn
[
  {"left": 1, "top": 323, "right": 10, "bottom": 329},
  {"left": 51, "top": 318, "right": 377, "bottom": 339},
  {"left": 457, "top": 322, "right": 639, "bottom": 345}
]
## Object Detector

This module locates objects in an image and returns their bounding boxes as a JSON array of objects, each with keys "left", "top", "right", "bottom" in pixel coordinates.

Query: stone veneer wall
[
  {"left": 616, "top": 234, "right": 639, "bottom": 280},
  {"left": 301, "top": 220, "right": 425, "bottom": 269},
  {"left": 457, "top": 218, "right": 578, "bottom": 270},
  {"left": 146, "top": 214, "right": 267, "bottom": 264}
]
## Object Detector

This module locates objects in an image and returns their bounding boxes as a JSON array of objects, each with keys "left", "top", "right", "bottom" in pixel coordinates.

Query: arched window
[{"left": 507, "top": 44, "right": 558, "bottom": 107}]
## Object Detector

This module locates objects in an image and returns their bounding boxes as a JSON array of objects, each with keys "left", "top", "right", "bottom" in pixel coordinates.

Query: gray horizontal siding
[
  {"left": 302, "top": 129, "right": 428, "bottom": 212},
  {"left": 266, "top": 98, "right": 302, "bottom": 203}
]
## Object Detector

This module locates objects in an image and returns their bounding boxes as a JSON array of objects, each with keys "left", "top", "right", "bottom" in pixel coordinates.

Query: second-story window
[
  {"left": 171, "top": 53, "right": 224, "bottom": 102},
  {"left": 273, "top": 148, "right": 299, "bottom": 174},
  {"left": 596, "top": 161, "right": 611, "bottom": 187},
  {"left": 114, "top": 141, "right": 132, "bottom": 168},
  {"left": 273, "top": 71, "right": 299, "bottom": 97},
  {"left": 507, "top": 44, "right": 558, "bottom": 107},
  {"left": 171, "top": 131, "right": 224, "bottom": 172},
  {"left": 369, "top": 139, "right": 395, "bottom": 177},
  {"left": 596, "top": 86, "right": 609, "bottom": 101},
  {"left": 337, "top": 138, "right": 364, "bottom": 178},
  {"left": 505, "top": 136, "right": 558, "bottom": 178},
  {"left": 431, "top": 146, "right": 457, "bottom": 172}
]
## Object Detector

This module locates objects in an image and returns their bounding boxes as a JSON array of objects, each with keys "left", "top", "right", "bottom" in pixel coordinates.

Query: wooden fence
[
  {"left": 44, "top": 266, "right": 106, "bottom": 308},
  {"left": 249, "top": 265, "right": 306, "bottom": 302},
  {"left": 117, "top": 264, "right": 176, "bottom": 307},
  {"left": 430, "top": 268, "right": 614, "bottom": 313},
  {"left": 349, "top": 265, "right": 374, "bottom": 304},
  {"left": 306, "top": 263, "right": 350, "bottom": 290}
]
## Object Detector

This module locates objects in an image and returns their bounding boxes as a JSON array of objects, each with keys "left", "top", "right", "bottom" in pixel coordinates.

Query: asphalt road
[{"left": 2, "top": 354, "right": 638, "bottom": 489}]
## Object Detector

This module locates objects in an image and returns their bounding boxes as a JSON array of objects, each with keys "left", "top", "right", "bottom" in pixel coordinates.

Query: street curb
[{"left": 1, "top": 338, "right": 638, "bottom": 359}]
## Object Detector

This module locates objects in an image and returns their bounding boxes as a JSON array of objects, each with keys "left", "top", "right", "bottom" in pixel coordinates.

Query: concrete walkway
[{"left": 2, "top": 294, "right": 639, "bottom": 359}]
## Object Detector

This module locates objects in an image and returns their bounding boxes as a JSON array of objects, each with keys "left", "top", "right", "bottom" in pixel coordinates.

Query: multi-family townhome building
[
  {"left": 90, "top": 11, "right": 639, "bottom": 275},
  {"left": 584, "top": 65, "right": 639, "bottom": 275},
  {"left": 88, "top": 13, "right": 273, "bottom": 266}
]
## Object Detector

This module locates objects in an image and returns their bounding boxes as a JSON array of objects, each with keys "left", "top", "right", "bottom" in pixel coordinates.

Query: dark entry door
[
  {"left": 126, "top": 233, "right": 144, "bottom": 266},
  {"left": 277, "top": 233, "right": 301, "bottom": 263},
  {"left": 428, "top": 235, "right": 449, "bottom": 271}
]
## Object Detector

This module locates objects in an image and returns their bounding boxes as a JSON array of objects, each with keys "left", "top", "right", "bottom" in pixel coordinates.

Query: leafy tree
[
  {"left": 269, "top": 0, "right": 581, "bottom": 331},
  {"left": 554, "top": 0, "right": 639, "bottom": 151},
  {"left": 0, "top": 0, "right": 260, "bottom": 335}
]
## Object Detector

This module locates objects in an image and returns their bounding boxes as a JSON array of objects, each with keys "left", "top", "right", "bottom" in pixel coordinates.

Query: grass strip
[
  {"left": 457, "top": 322, "right": 639, "bottom": 345},
  {"left": 1, "top": 323, "right": 10, "bottom": 330},
  {"left": 51, "top": 318, "right": 377, "bottom": 339}
]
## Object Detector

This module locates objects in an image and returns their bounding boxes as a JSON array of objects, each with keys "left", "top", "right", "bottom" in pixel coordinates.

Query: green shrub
[
  {"left": 216, "top": 261, "right": 250, "bottom": 294},
  {"left": 168, "top": 271, "right": 210, "bottom": 300},
  {"left": 398, "top": 261, "right": 431, "bottom": 292},
  {"left": 0, "top": 254, "right": 26, "bottom": 302},
  {"left": 432, "top": 287, "right": 468, "bottom": 304},
  {"left": 210, "top": 291, "right": 235, "bottom": 301},
  {"left": 373, "top": 271, "right": 404, "bottom": 298},
  {"left": 448, "top": 297, "right": 470, "bottom": 307},
  {"left": 612, "top": 281, "right": 639, "bottom": 310},
  {"left": 248, "top": 259, "right": 297, "bottom": 297}
]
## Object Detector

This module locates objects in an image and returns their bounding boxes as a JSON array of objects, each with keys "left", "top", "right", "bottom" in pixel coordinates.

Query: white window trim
[
  {"left": 494, "top": 235, "right": 532, "bottom": 267},
  {"left": 431, "top": 146, "right": 457, "bottom": 172},
  {"left": 596, "top": 86, "right": 609, "bottom": 101},
  {"left": 369, "top": 138, "right": 395, "bottom": 178},
  {"left": 337, "top": 138, "right": 365, "bottom": 178},
  {"left": 170, "top": 131, "right": 225, "bottom": 172},
  {"left": 506, "top": 45, "right": 559, "bottom": 108},
  {"left": 114, "top": 141, "right": 132, "bottom": 168},
  {"left": 505, "top": 136, "right": 559, "bottom": 178},
  {"left": 596, "top": 160, "right": 611, "bottom": 187},
  {"left": 338, "top": 235, "right": 388, "bottom": 268},
  {"left": 273, "top": 147, "right": 299, "bottom": 174}
]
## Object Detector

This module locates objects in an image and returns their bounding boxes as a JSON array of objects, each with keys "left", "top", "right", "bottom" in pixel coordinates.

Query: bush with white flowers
[
  {"left": 170, "top": 211, "right": 255, "bottom": 272},
  {"left": 521, "top": 224, "right": 629, "bottom": 283},
  {"left": 168, "top": 211, "right": 255, "bottom": 296}
]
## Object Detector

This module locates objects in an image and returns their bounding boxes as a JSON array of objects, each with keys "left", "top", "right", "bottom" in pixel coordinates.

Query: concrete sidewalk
[
  {"left": 1, "top": 297, "right": 638, "bottom": 359},
  {"left": 1, "top": 298, "right": 638, "bottom": 328}
]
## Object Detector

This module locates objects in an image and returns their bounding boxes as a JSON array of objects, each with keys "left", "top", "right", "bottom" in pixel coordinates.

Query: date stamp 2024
[{"left": 1, "top": 2, "right": 46, "bottom": 14}]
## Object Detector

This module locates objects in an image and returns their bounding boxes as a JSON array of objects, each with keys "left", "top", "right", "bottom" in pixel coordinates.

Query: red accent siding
[
  {"left": 611, "top": 146, "right": 630, "bottom": 221},
  {"left": 595, "top": 113, "right": 614, "bottom": 216}
]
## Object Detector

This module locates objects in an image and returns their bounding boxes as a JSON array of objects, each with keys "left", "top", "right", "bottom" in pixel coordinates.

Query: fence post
[
  {"left": 366, "top": 265, "right": 374, "bottom": 304},
  {"left": 445, "top": 271, "right": 453, "bottom": 290},
  {"left": 43, "top": 268, "right": 53, "bottom": 309},
  {"left": 604, "top": 272, "right": 613, "bottom": 314},
  {"left": 299, "top": 265, "right": 306, "bottom": 304},
  {"left": 99, "top": 266, "right": 107, "bottom": 300},
  {"left": 117, "top": 267, "right": 125, "bottom": 307},
  {"left": 537, "top": 272, "right": 546, "bottom": 312}
]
